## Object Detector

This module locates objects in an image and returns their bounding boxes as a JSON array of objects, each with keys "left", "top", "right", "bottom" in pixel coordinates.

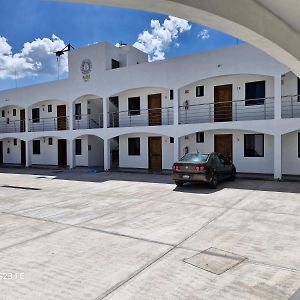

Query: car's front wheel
[
  {"left": 209, "top": 173, "right": 218, "bottom": 189},
  {"left": 230, "top": 168, "right": 236, "bottom": 181},
  {"left": 175, "top": 181, "right": 184, "bottom": 187}
]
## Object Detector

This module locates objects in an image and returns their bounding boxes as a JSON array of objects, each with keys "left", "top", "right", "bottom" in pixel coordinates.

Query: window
[
  {"left": 48, "top": 105, "right": 52, "bottom": 112},
  {"left": 245, "top": 81, "right": 265, "bottom": 106},
  {"left": 112, "top": 59, "right": 120, "bottom": 69},
  {"left": 244, "top": 134, "right": 264, "bottom": 157},
  {"left": 1, "top": 110, "right": 4, "bottom": 117},
  {"left": 12, "top": 109, "right": 16, "bottom": 116},
  {"left": 75, "top": 103, "right": 81, "bottom": 120},
  {"left": 196, "top": 132, "right": 204, "bottom": 143},
  {"left": 298, "top": 133, "right": 300, "bottom": 158},
  {"left": 170, "top": 137, "right": 174, "bottom": 144},
  {"left": 32, "top": 140, "right": 40, "bottom": 155},
  {"left": 196, "top": 86, "right": 204, "bottom": 97},
  {"left": 13, "top": 139, "right": 17, "bottom": 146},
  {"left": 32, "top": 108, "right": 40, "bottom": 123},
  {"left": 170, "top": 90, "right": 174, "bottom": 100},
  {"left": 48, "top": 137, "right": 53, "bottom": 145},
  {"left": 128, "top": 138, "right": 140, "bottom": 156},
  {"left": 75, "top": 139, "right": 82, "bottom": 155},
  {"left": 128, "top": 97, "right": 140, "bottom": 116}
]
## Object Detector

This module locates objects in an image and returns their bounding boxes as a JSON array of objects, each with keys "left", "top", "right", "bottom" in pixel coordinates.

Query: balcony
[
  {"left": 282, "top": 95, "right": 300, "bottom": 119},
  {"left": 0, "top": 119, "right": 25, "bottom": 133},
  {"left": 29, "top": 116, "right": 69, "bottom": 132},
  {"left": 108, "top": 107, "right": 173, "bottom": 128},
  {"left": 179, "top": 97, "right": 274, "bottom": 124},
  {"left": 74, "top": 114, "right": 103, "bottom": 130}
]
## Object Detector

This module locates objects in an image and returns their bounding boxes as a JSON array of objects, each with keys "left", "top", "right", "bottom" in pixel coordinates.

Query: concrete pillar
[
  {"left": 173, "top": 137, "right": 180, "bottom": 163},
  {"left": 103, "top": 97, "right": 109, "bottom": 129},
  {"left": 68, "top": 139, "right": 75, "bottom": 169},
  {"left": 25, "top": 108, "right": 29, "bottom": 133},
  {"left": 173, "top": 88, "right": 179, "bottom": 125},
  {"left": 274, "top": 134, "right": 282, "bottom": 180},
  {"left": 69, "top": 102, "right": 74, "bottom": 131},
  {"left": 104, "top": 138, "right": 111, "bottom": 170},
  {"left": 25, "top": 140, "right": 32, "bottom": 167},
  {"left": 274, "top": 74, "right": 282, "bottom": 120}
]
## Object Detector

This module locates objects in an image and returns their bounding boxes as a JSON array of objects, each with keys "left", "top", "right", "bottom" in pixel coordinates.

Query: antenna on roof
[
  {"left": 118, "top": 41, "right": 127, "bottom": 47},
  {"left": 54, "top": 43, "right": 75, "bottom": 80}
]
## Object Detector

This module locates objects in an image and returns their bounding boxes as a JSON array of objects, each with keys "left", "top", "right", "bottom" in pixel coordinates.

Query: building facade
[{"left": 0, "top": 42, "right": 299, "bottom": 179}]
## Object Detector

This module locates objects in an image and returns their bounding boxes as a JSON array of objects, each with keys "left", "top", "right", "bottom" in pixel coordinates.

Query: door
[
  {"left": 0, "top": 141, "right": 3, "bottom": 164},
  {"left": 20, "top": 109, "right": 25, "bottom": 132},
  {"left": 21, "top": 140, "right": 26, "bottom": 165},
  {"left": 214, "top": 134, "right": 233, "bottom": 161},
  {"left": 109, "top": 97, "right": 119, "bottom": 127},
  {"left": 148, "top": 94, "right": 162, "bottom": 126},
  {"left": 148, "top": 137, "right": 162, "bottom": 171},
  {"left": 57, "top": 105, "right": 67, "bottom": 130},
  {"left": 214, "top": 84, "right": 232, "bottom": 122},
  {"left": 58, "top": 139, "right": 67, "bottom": 166}
]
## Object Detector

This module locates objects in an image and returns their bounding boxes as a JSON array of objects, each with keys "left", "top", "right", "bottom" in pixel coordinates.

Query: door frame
[
  {"left": 57, "top": 139, "right": 67, "bottom": 166},
  {"left": 214, "top": 84, "right": 233, "bottom": 122},
  {"left": 214, "top": 134, "right": 233, "bottom": 161},
  {"left": 148, "top": 136, "right": 162, "bottom": 171},
  {"left": 57, "top": 104, "right": 67, "bottom": 130},
  {"left": 148, "top": 94, "right": 162, "bottom": 126},
  {"left": 21, "top": 140, "right": 26, "bottom": 165}
]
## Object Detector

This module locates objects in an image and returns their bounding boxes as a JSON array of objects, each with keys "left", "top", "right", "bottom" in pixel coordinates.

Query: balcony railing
[
  {"left": 0, "top": 120, "right": 25, "bottom": 133},
  {"left": 282, "top": 95, "right": 300, "bottom": 119},
  {"left": 74, "top": 114, "right": 103, "bottom": 130},
  {"left": 108, "top": 107, "right": 173, "bottom": 128},
  {"left": 179, "top": 97, "right": 274, "bottom": 124},
  {"left": 29, "top": 116, "right": 69, "bottom": 132}
]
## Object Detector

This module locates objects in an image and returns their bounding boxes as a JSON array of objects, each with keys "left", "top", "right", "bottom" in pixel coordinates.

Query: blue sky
[{"left": 0, "top": 0, "right": 242, "bottom": 90}]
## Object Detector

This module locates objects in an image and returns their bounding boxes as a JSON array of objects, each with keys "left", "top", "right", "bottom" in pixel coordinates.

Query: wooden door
[
  {"left": 214, "top": 134, "right": 233, "bottom": 161},
  {"left": 20, "top": 109, "right": 25, "bottom": 132},
  {"left": 57, "top": 105, "right": 67, "bottom": 130},
  {"left": 0, "top": 141, "right": 3, "bottom": 164},
  {"left": 21, "top": 140, "right": 26, "bottom": 165},
  {"left": 58, "top": 139, "right": 67, "bottom": 166},
  {"left": 148, "top": 94, "right": 162, "bottom": 126},
  {"left": 148, "top": 137, "right": 162, "bottom": 171},
  {"left": 214, "top": 84, "right": 232, "bottom": 122}
]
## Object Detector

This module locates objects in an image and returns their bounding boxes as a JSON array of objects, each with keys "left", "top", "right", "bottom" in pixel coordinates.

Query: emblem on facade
[{"left": 80, "top": 59, "right": 92, "bottom": 81}]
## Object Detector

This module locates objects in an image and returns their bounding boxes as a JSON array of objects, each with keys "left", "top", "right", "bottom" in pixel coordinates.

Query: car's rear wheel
[
  {"left": 175, "top": 181, "right": 184, "bottom": 187},
  {"left": 230, "top": 168, "right": 236, "bottom": 181},
  {"left": 209, "top": 173, "right": 218, "bottom": 189}
]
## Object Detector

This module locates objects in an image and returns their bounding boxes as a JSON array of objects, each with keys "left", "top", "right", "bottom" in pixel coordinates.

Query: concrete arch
[
  {"left": 27, "top": 99, "right": 68, "bottom": 109},
  {"left": 0, "top": 104, "right": 25, "bottom": 110},
  {"left": 108, "top": 86, "right": 172, "bottom": 98},
  {"left": 27, "top": 133, "right": 69, "bottom": 141},
  {"left": 60, "top": 0, "right": 300, "bottom": 76},
  {"left": 71, "top": 132, "right": 105, "bottom": 141},
  {"left": 73, "top": 94, "right": 103, "bottom": 104}
]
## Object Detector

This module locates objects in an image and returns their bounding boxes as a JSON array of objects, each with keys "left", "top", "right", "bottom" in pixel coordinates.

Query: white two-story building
[{"left": 0, "top": 42, "right": 299, "bottom": 179}]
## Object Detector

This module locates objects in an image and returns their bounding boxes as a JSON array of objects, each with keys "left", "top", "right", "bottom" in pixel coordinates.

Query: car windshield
[{"left": 180, "top": 153, "right": 209, "bottom": 163}]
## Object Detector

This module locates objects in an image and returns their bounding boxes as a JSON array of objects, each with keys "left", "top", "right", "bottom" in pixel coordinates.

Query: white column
[
  {"left": 25, "top": 140, "right": 32, "bottom": 167},
  {"left": 274, "top": 134, "right": 282, "bottom": 180},
  {"left": 103, "top": 97, "right": 109, "bottom": 129},
  {"left": 68, "top": 139, "right": 75, "bottom": 169},
  {"left": 25, "top": 108, "right": 29, "bottom": 133},
  {"left": 173, "top": 137, "right": 180, "bottom": 163},
  {"left": 69, "top": 103, "right": 74, "bottom": 131},
  {"left": 173, "top": 88, "right": 179, "bottom": 125},
  {"left": 104, "top": 138, "right": 111, "bottom": 170},
  {"left": 274, "top": 74, "right": 282, "bottom": 120}
]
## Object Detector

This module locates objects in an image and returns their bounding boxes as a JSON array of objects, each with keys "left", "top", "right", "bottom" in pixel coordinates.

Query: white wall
[
  {"left": 119, "top": 133, "right": 174, "bottom": 170},
  {"left": 180, "top": 130, "right": 274, "bottom": 174},
  {"left": 75, "top": 136, "right": 88, "bottom": 167},
  {"left": 2, "top": 138, "right": 21, "bottom": 164},
  {"left": 282, "top": 131, "right": 300, "bottom": 175},
  {"left": 88, "top": 135, "right": 104, "bottom": 167}
]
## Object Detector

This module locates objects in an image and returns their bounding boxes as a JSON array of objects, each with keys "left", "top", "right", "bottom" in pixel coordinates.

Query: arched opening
[
  {"left": 72, "top": 134, "right": 104, "bottom": 168},
  {"left": 0, "top": 105, "right": 26, "bottom": 134},
  {"left": 108, "top": 87, "right": 173, "bottom": 128},
  {"left": 28, "top": 100, "right": 69, "bottom": 132},
  {"left": 282, "top": 130, "right": 300, "bottom": 176},
  {"left": 179, "top": 74, "right": 274, "bottom": 125},
  {"left": 73, "top": 95, "right": 103, "bottom": 130},
  {"left": 0, "top": 137, "right": 26, "bottom": 166}
]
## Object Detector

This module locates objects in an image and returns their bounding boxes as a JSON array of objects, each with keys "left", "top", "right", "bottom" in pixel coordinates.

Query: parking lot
[{"left": 0, "top": 168, "right": 299, "bottom": 299}]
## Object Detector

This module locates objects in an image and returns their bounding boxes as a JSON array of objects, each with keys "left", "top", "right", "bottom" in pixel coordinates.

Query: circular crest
[{"left": 80, "top": 59, "right": 92, "bottom": 75}]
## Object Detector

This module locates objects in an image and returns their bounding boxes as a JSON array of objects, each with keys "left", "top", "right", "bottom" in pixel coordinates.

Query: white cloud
[
  {"left": 198, "top": 29, "right": 210, "bottom": 40},
  {"left": 133, "top": 16, "right": 191, "bottom": 61},
  {"left": 0, "top": 34, "right": 68, "bottom": 80}
]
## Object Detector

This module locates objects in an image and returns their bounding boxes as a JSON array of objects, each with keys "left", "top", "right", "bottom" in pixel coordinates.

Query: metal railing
[
  {"left": 179, "top": 97, "right": 274, "bottom": 124},
  {"left": 0, "top": 119, "right": 26, "bottom": 133},
  {"left": 108, "top": 106, "right": 173, "bottom": 128},
  {"left": 282, "top": 95, "right": 300, "bottom": 119},
  {"left": 74, "top": 114, "right": 103, "bottom": 130},
  {"left": 29, "top": 116, "right": 69, "bottom": 132}
]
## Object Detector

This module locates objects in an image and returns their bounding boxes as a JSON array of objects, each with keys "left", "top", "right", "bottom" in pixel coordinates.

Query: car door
[
  {"left": 217, "top": 154, "right": 228, "bottom": 180},
  {"left": 219, "top": 154, "right": 232, "bottom": 179}
]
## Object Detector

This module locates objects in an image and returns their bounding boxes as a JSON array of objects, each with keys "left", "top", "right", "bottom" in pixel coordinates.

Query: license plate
[{"left": 182, "top": 175, "right": 190, "bottom": 179}]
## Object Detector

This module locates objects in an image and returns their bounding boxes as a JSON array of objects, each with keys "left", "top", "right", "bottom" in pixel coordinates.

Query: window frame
[
  {"left": 32, "top": 108, "right": 40, "bottom": 123},
  {"left": 244, "top": 134, "right": 264, "bottom": 157},
  {"left": 48, "top": 137, "right": 53, "bottom": 146},
  {"left": 13, "top": 139, "right": 17, "bottom": 146},
  {"left": 75, "top": 139, "right": 82, "bottom": 156},
  {"left": 245, "top": 80, "right": 266, "bottom": 106},
  {"left": 12, "top": 109, "right": 17, "bottom": 116},
  {"left": 170, "top": 90, "right": 174, "bottom": 100},
  {"left": 128, "top": 97, "right": 141, "bottom": 116},
  {"left": 48, "top": 104, "right": 52, "bottom": 113},
  {"left": 75, "top": 103, "right": 82, "bottom": 120},
  {"left": 196, "top": 85, "right": 204, "bottom": 97},
  {"left": 128, "top": 137, "right": 140, "bottom": 156},
  {"left": 196, "top": 132, "right": 205, "bottom": 143},
  {"left": 32, "top": 140, "right": 41, "bottom": 155},
  {"left": 112, "top": 59, "right": 120, "bottom": 69},
  {"left": 1, "top": 110, "right": 5, "bottom": 117}
]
